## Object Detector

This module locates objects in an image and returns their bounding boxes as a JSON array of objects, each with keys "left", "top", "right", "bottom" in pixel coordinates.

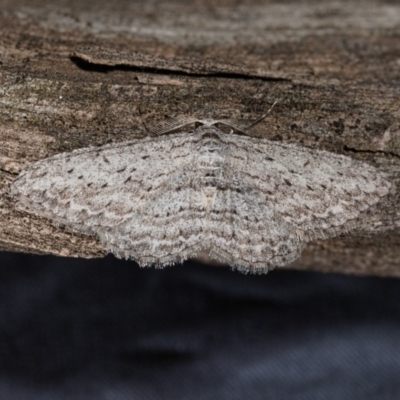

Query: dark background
[{"left": 0, "top": 252, "right": 399, "bottom": 399}]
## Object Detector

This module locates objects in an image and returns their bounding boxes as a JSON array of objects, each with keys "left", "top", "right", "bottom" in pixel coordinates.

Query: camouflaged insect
[{"left": 11, "top": 114, "right": 391, "bottom": 273}]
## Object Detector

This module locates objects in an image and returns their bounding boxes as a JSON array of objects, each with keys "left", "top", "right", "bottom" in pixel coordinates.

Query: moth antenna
[
  {"left": 244, "top": 100, "right": 280, "bottom": 131},
  {"left": 146, "top": 117, "right": 199, "bottom": 136}
]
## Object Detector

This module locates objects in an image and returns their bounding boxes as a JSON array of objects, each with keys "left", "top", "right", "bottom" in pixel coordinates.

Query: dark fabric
[{"left": 0, "top": 252, "right": 399, "bottom": 399}]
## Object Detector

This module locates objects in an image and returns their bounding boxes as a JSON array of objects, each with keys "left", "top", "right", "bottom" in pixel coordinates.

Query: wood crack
[
  {"left": 343, "top": 145, "right": 400, "bottom": 161},
  {"left": 70, "top": 55, "right": 291, "bottom": 82}
]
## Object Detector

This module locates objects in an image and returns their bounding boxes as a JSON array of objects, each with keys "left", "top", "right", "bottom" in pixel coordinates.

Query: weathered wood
[{"left": 0, "top": 0, "right": 399, "bottom": 276}]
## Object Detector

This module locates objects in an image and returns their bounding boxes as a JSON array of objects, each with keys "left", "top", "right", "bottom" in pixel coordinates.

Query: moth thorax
[{"left": 197, "top": 152, "right": 225, "bottom": 170}]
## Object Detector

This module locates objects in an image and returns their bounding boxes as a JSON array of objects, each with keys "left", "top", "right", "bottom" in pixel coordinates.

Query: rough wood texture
[{"left": 1, "top": 0, "right": 399, "bottom": 276}]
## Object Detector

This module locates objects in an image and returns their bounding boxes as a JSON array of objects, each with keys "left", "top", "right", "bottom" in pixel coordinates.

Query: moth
[{"left": 10, "top": 105, "right": 391, "bottom": 273}]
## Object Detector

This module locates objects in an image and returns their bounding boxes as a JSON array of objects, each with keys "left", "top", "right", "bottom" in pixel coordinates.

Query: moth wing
[
  {"left": 98, "top": 169, "right": 208, "bottom": 266},
  {"left": 224, "top": 135, "right": 390, "bottom": 240},
  {"left": 208, "top": 173, "right": 304, "bottom": 273},
  {"left": 11, "top": 133, "right": 197, "bottom": 234}
]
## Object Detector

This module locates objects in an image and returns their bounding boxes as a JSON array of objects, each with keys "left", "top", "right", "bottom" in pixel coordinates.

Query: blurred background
[{"left": 0, "top": 253, "right": 399, "bottom": 399}]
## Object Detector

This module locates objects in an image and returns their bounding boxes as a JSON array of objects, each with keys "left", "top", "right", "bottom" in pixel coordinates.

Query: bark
[{"left": 0, "top": 0, "right": 399, "bottom": 276}]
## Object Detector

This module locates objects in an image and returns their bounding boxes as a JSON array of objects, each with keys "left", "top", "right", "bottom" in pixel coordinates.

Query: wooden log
[{"left": 0, "top": 0, "right": 399, "bottom": 276}]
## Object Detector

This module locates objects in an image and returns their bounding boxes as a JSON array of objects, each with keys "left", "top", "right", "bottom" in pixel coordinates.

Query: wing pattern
[{"left": 11, "top": 123, "right": 391, "bottom": 273}]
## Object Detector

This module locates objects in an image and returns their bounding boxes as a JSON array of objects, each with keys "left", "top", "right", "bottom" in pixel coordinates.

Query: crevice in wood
[
  {"left": 343, "top": 145, "right": 400, "bottom": 161},
  {"left": 69, "top": 55, "right": 291, "bottom": 82}
]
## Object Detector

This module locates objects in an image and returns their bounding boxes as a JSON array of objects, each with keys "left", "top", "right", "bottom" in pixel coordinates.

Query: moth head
[{"left": 195, "top": 119, "right": 241, "bottom": 135}]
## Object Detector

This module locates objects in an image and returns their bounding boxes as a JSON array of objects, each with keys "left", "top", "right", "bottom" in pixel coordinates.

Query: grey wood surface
[{"left": 0, "top": 0, "right": 399, "bottom": 276}]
